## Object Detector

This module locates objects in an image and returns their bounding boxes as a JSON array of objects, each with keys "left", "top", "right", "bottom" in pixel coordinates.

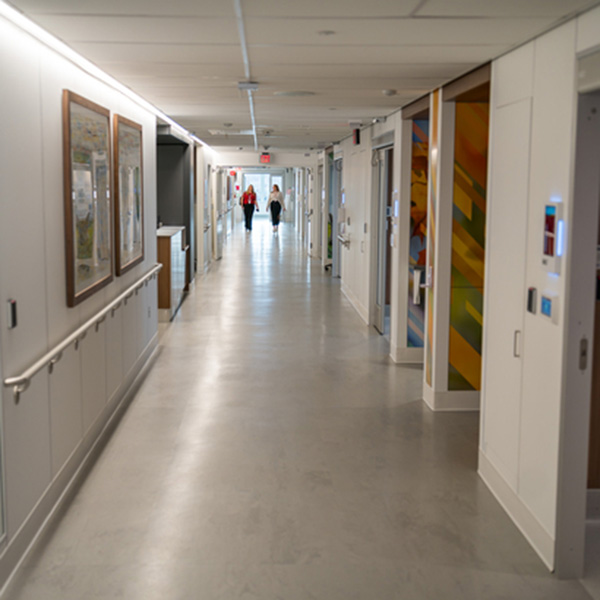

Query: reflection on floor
[
  {"left": 2, "top": 218, "right": 597, "bottom": 599},
  {"left": 584, "top": 521, "right": 600, "bottom": 599}
]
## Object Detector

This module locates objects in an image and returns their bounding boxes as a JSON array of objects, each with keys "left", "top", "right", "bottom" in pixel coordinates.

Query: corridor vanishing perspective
[{"left": 2, "top": 219, "right": 593, "bottom": 599}]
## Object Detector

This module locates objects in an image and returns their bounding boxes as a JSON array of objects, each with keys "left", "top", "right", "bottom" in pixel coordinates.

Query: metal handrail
[{"left": 3, "top": 263, "right": 162, "bottom": 404}]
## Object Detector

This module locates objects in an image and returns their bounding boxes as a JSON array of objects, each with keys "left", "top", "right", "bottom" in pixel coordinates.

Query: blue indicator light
[{"left": 556, "top": 220, "right": 565, "bottom": 257}]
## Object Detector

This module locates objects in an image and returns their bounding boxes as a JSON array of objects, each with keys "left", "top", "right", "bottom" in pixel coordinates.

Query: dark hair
[{"left": 273, "top": 184, "right": 280, "bottom": 192}]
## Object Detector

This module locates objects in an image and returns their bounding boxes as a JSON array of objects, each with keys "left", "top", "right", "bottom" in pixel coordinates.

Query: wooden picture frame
[
  {"left": 113, "top": 115, "right": 144, "bottom": 275},
  {"left": 62, "top": 90, "right": 113, "bottom": 307}
]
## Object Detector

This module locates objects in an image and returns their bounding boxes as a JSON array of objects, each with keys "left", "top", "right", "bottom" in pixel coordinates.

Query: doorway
[
  {"left": 331, "top": 159, "right": 343, "bottom": 278},
  {"left": 315, "top": 165, "right": 323, "bottom": 260},
  {"left": 243, "top": 172, "right": 270, "bottom": 207},
  {"left": 373, "top": 146, "right": 393, "bottom": 336},
  {"left": 408, "top": 117, "right": 429, "bottom": 348}
]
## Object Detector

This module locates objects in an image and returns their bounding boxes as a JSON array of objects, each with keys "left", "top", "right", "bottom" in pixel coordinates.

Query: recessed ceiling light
[
  {"left": 318, "top": 30, "right": 336, "bottom": 36},
  {"left": 274, "top": 90, "right": 316, "bottom": 97}
]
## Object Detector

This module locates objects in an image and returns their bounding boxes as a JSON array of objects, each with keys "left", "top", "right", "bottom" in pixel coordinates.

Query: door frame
[
  {"left": 331, "top": 158, "right": 343, "bottom": 278},
  {"left": 371, "top": 145, "right": 394, "bottom": 335}
]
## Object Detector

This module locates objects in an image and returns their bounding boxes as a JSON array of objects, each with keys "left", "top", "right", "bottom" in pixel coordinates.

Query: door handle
[
  {"left": 513, "top": 330, "right": 521, "bottom": 358},
  {"left": 413, "top": 269, "right": 423, "bottom": 305},
  {"left": 420, "top": 265, "right": 433, "bottom": 289}
]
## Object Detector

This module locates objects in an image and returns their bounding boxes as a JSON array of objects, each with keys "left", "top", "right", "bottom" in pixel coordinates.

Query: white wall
[
  {"left": 479, "top": 6, "right": 600, "bottom": 571},
  {"left": 0, "top": 13, "right": 158, "bottom": 587},
  {"left": 213, "top": 150, "right": 316, "bottom": 169}
]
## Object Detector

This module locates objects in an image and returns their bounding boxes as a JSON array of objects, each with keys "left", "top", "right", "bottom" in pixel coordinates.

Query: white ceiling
[{"left": 7, "top": 0, "right": 600, "bottom": 151}]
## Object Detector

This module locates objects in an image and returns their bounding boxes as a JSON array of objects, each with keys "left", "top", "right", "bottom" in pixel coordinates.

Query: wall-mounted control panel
[{"left": 542, "top": 201, "right": 564, "bottom": 274}]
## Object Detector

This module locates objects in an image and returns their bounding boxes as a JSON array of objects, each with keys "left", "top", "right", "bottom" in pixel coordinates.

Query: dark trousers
[
  {"left": 270, "top": 202, "right": 282, "bottom": 226},
  {"left": 243, "top": 204, "right": 255, "bottom": 230}
]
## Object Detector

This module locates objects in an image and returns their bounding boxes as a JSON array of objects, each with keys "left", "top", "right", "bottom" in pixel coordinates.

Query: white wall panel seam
[
  {"left": 479, "top": 62, "right": 497, "bottom": 454},
  {"left": 37, "top": 53, "right": 52, "bottom": 362},
  {"left": 516, "top": 96, "right": 535, "bottom": 498}
]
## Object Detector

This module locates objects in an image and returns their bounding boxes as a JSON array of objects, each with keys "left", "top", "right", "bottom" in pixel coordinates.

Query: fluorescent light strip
[
  {"left": 0, "top": 1, "right": 209, "bottom": 148},
  {"left": 247, "top": 91, "right": 258, "bottom": 152},
  {"left": 233, "top": 0, "right": 251, "bottom": 81}
]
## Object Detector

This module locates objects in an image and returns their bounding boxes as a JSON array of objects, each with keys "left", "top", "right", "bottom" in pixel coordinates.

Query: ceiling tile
[
  {"left": 242, "top": 0, "right": 422, "bottom": 18},
  {"left": 32, "top": 16, "right": 239, "bottom": 44},
  {"left": 251, "top": 77, "right": 440, "bottom": 92},
  {"left": 417, "top": 0, "right": 597, "bottom": 18},
  {"left": 245, "top": 17, "right": 554, "bottom": 46},
  {"left": 248, "top": 44, "right": 506, "bottom": 65},
  {"left": 71, "top": 42, "right": 242, "bottom": 64},
  {"left": 8, "top": 0, "right": 233, "bottom": 16},
  {"left": 105, "top": 63, "right": 244, "bottom": 78},
  {"left": 250, "top": 63, "right": 476, "bottom": 79}
]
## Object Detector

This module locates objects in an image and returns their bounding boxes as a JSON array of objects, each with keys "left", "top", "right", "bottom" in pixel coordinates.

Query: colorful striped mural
[
  {"left": 425, "top": 90, "right": 439, "bottom": 386},
  {"left": 448, "top": 102, "right": 489, "bottom": 391},
  {"left": 407, "top": 119, "right": 429, "bottom": 348}
]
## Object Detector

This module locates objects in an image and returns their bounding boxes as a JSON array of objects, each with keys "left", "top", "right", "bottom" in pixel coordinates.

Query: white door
[{"left": 480, "top": 98, "right": 532, "bottom": 487}]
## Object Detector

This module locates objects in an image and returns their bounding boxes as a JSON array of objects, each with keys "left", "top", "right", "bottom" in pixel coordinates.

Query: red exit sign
[{"left": 260, "top": 153, "right": 271, "bottom": 164}]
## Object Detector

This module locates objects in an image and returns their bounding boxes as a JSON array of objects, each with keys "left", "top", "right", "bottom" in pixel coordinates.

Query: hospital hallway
[{"left": 2, "top": 217, "right": 595, "bottom": 600}]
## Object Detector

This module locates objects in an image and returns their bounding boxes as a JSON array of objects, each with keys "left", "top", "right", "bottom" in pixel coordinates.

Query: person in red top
[{"left": 240, "top": 184, "right": 259, "bottom": 231}]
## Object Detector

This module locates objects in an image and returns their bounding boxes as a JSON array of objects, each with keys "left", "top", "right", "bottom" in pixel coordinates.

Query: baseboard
[
  {"left": 0, "top": 334, "right": 159, "bottom": 597},
  {"left": 478, "top": 449, "right": 555, "bottom": 571},
  {"left": 422, "top": 382, "right": 480, "bottom": 411},
  {"left": 341, "top": 283, "right": 369, "bottom": 325},
  {"left": 588, "top": 489, "right": 600, "bottom": 520},
  {"left": 390, "top": 344, "right": 424, "bottom": 364}
]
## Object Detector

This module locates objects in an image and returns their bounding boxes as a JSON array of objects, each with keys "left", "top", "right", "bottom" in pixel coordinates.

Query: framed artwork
[
  {"left": 62, "top": 90, "right": 113, "bottom": 307},
  {"left": 113, "top": 115, "right": 144, "bottom": 275}
]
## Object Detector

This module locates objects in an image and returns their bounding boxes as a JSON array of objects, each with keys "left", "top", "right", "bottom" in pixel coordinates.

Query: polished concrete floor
[{"left": 3, "top": 216, "right": 598, "bottom": 599}]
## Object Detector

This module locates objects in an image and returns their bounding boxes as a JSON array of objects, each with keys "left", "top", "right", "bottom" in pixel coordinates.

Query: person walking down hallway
[
  {"left": 266, "top": 184, "right": 285, "bottom": 232},
  {"left": 241, "top": 184, "right": 258, "bottom": 231}
]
